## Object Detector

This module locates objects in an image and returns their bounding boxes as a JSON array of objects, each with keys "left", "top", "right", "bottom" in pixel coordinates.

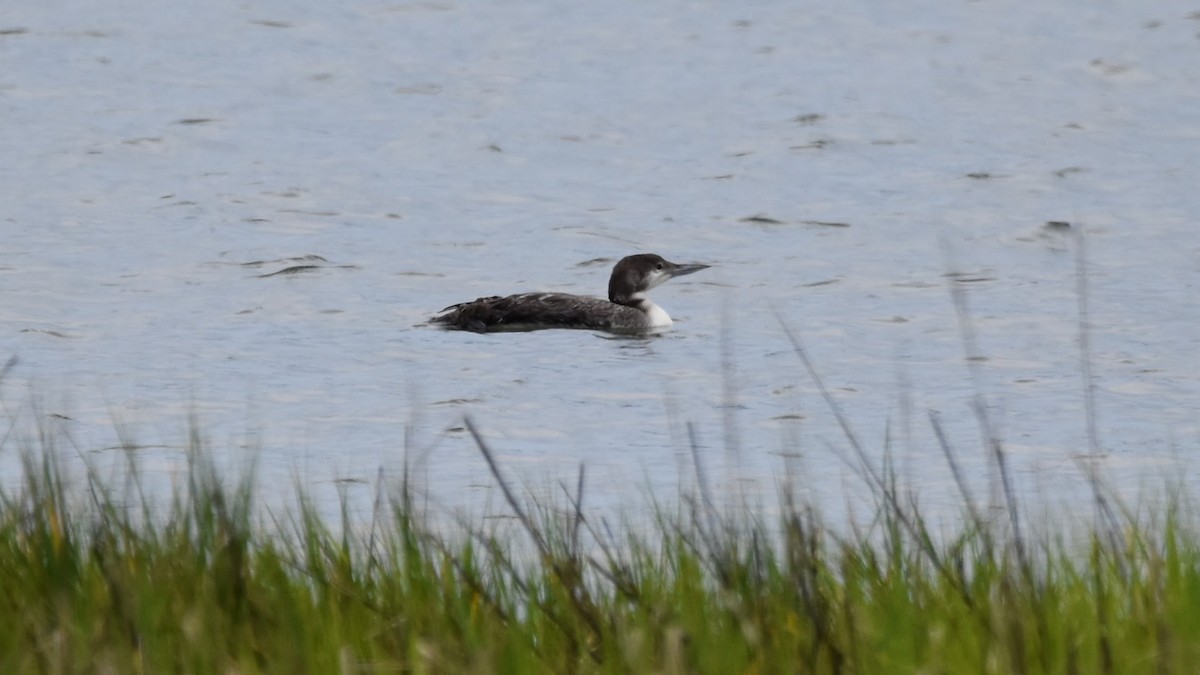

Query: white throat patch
[{"left": 640, "top": 299, "right": 673, "bottom": 328}]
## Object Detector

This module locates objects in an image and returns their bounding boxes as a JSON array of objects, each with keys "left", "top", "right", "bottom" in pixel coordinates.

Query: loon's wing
[{"left": 432, "top": 293, "right": 619, "bottom": 332}]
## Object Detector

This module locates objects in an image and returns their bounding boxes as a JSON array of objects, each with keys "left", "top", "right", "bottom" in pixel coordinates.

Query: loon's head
[{"left": 608, "top": 254, "right": 709, "bottom": 307}]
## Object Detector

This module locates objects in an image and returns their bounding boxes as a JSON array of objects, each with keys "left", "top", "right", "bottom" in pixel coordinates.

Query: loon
[{"left": 430, "top": 253, "right": 709, "bottom": 333}]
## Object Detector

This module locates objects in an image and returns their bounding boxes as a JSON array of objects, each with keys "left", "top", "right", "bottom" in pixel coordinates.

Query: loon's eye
[{"left": 655, "top": 263, "right": 663, "bottom": 270}]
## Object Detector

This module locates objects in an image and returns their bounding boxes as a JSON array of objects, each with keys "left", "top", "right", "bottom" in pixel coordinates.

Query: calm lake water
[{"left": 3, "top": 0, "right": 1198, "bottom": 525}]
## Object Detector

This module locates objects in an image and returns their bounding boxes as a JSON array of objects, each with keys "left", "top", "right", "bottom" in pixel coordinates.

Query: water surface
[{"left": 3, "top": 0, "right": 1198, "bottom": 523}]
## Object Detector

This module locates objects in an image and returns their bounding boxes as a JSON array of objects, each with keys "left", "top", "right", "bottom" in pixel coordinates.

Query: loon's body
[{"left": 431, "top": 253, "right": 709, "bottom": 334}]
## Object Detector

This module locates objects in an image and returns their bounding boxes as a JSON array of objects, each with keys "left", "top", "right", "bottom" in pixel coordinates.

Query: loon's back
[{"left": 431, "top": 292, "right": 646, "bottom": 333}]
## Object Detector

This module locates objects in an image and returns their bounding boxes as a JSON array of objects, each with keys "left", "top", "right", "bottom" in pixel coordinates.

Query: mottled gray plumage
[{"left": 430, "top": 253, "right": 709, "bottom": 333}]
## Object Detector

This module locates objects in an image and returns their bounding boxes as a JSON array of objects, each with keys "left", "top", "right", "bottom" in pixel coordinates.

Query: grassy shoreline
[{"left": 1, "top": 419, "right": 1197, "bottom": 674}]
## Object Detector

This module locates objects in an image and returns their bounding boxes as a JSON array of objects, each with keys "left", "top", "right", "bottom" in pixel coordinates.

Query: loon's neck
[
  {"left": 640, "top": 299, "right": 672, "bottom": 328},
  {"left": 613, "top": 292, "right": 672, "bottom": 328}
]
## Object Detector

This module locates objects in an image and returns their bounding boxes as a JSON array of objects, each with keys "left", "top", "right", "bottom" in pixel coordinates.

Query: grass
[{"left": 0, "top": 409, "right": 1198, "bottom": 674}]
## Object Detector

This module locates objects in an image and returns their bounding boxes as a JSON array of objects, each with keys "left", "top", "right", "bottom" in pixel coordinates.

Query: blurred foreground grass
[{"left": 0, "top": 417, "right": 1197, "bottom": 675}]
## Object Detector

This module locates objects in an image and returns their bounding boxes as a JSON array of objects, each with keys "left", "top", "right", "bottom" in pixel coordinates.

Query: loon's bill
[{"left": 430, "top": 253, "right": 709, "bottom": 334}]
